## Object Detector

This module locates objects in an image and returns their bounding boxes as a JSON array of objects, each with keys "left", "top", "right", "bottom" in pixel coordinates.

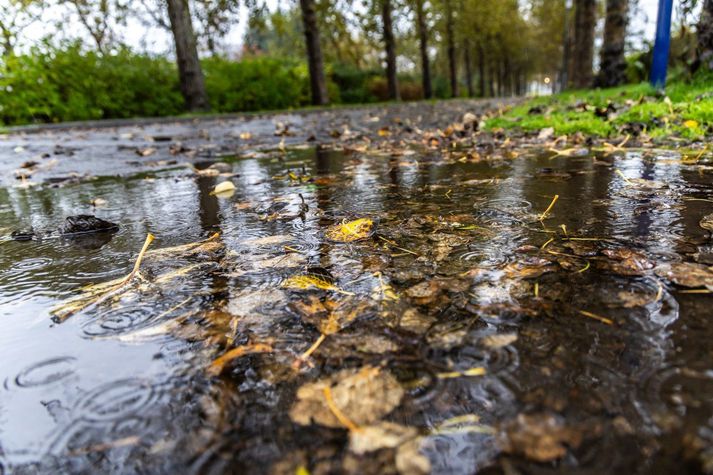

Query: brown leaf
[
  {"left": 499, "top": 413, "right": 584, "bottom": 462},
  {"left": 349, "top": 422, "right": 417, "bottom": 454},
  {"left": 290, "top": 366, "right": 404, "bottom": 428},
  {"left": 655, "top": 262, "right": 713, "bottom": 288}
]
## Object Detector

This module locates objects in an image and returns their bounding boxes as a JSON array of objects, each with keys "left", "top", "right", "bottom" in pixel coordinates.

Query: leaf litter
[{"left": 35, "top": 109, "right": 713, "bottom": 473}]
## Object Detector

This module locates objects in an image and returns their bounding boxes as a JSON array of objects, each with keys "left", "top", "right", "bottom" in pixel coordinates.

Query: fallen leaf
[
  {"left": 499, "top": 413, "right": 584, "bottom": 462},
  {"left": 283, "top": 268, "right": 353, "bottom": 295},
  {"left": 683, "top": 120, "right": 699, "bottom": 129},
  {"left": 700, "top": 214, "right": 713, "bottom": 233},
  {"left": 211, "top": 181, "right": 236, "bottom": 196},
  {"left": 395, "top": 437, "right": 430, "bottom": 475},
  {"left": 136, "top": 147, "right": 156, "bottom": 157},
  {"left": 349, "top": 422, "right": 417, "bottom": 455},
  {"left": 480, "top": 333, "right": 518, "bottom": 348},
  {"left": 655, "top": 262, "right": 713, "bottom": 288},
  {"left": 290, "top": 366, "right": 404, "bottom": 428},
  {"left": 325, "top": 218, "right": 375, "bottom": 243}
]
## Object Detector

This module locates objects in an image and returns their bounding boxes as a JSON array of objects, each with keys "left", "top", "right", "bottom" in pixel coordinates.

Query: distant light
[{"left": 543, "top": 77, "right": 551, "bottom": 84}]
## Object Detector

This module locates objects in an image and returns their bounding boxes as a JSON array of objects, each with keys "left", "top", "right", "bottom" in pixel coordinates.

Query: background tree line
[{"left": 0, "top": 0, "right": 711, "bottom": 124}]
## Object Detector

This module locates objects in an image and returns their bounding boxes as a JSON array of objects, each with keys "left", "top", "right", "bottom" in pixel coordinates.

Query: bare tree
[
  {"left": 166, "top": 0, "right": 209, "bottom": 111},
  {"left": 444, "top": 0, "right": 458, "bottom": 97},
  {"left": 66, "top": 0, "right": 128, "bottom": 52},
  {"left": 299, "top": 0, "right": 329, "bottom": 105},
  {"left": 570, "top": 0, "right": 596, "bottom": 88},
  {"left": 595, "top": 0, "right": 628, "bottom": 87},
  {"left": 464, "top": 41, "right": 473, "bottom": 96},
  {"left": 414, "top": 0, "right": 432, "bottom": 98},
  {"left": 695, "top": 0, "right": 713, "bottom": 71},
  {"left": 381, "top": 0, "right": 399, "bottom": 100},
  {"left": 1, "top": 0, "right": 44, "bottom": 56}
]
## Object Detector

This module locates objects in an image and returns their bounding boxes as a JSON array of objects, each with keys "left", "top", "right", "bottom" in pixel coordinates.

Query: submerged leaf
[
  {"left": 349, "top": 422, "right": 418, "bottom": 455},
  {"left": 700, "top": 214, "right": 713, "bottom": 233},
  {"left": 290, "top": 366, "right": 404, "bottom": 428},
  {"left": 499, "top": 413, "right": 585, "bottom": 462},
  {"left": 655, "top": 262, "right": 713, "bottom": 288},
  {"left": 325, "top": 218, "right": 375, "bottom": 243},
  {"left": 283, "top": 268, "right": 353, "bottom": 295}
]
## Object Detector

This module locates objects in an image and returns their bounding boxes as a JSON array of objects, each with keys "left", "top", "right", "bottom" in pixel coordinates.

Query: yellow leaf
[
  {"left": 683, "top": 120, "right": 699, "bottom": 129},
  {"left": 211, "top": 181, "right": 236, "bottom": 196},
  {"left": 325, "top": 218, "right": 374, "bottom": 242}
]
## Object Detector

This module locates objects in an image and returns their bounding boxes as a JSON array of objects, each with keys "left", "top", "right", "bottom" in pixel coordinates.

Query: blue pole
[{"left": 650, "top": 0, "right": 674, "bottom": 88}]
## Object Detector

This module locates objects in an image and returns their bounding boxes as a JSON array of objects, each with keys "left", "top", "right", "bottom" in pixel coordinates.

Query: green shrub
[
  {"left": 0, "top": 43, "right": 184, "bottom": 125},
  {"left": 331, "top": 63, "right": 380, "bottom": 103},
  {"left": 203, "top": 56, "right": 311, "bottom": 112}
]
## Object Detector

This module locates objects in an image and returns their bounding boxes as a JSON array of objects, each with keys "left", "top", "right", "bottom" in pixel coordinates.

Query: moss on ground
[{"left": 486, "top": 72, "right": 713, "bottom": 140}]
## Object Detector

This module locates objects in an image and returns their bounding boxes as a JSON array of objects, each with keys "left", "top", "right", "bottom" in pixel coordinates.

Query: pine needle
[
  {"left": 52, "top": 233, "right": 155, "bottom": 322},
  {"left": 578, "top": 310, "right": 614, "bottom": 325},
  {"left": 538, "top": 194, "right": 559, "bottom": 221}
]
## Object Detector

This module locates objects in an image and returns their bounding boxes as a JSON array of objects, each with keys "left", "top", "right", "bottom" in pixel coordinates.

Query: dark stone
[
  {"left": 11, "top": 229, "right": 36, "bottom": 241},
  {"left": 58, "top": 215, "right": 119, "bottom": 235}
]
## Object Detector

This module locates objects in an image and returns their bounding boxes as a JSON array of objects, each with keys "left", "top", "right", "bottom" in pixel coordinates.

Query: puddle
[{"left": 1, "top": 146, "right": 713, "bottom": 473}]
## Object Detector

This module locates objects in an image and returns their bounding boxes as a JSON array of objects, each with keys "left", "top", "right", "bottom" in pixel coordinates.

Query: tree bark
[
  {"left": 382, "top": 0, "right": 400, "bottom": 100},
  {"left": 415, "top": 0, "right": 432, "bottom": 98},
  {"left": 166, "top": 0, "right": 209, "bottom": 111},
  {"left": 464, "top": 42, "right": 474, "bottom": 97},
  {"left": 559, "top": 0, "right": 571, "bottom": 91},
  {"left": 299, "top": 0, "right": 329, "bottom": 105},
  {"left": 445, "top": 0, "right": 458, "bottom": 97},
  {"left": 478, "top": 44, "right": 486, "bottom": 97},
  {"left": 595, "top": 0, "right": 628, "bottom": 87},
  {"left": 695, "top": 0, "right": 713, "bottom": 71},
  {"left": 570, "top": 0, "right": 596, "bottom": 88}
]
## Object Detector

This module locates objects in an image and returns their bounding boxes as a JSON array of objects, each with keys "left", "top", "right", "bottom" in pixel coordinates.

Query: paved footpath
[{"left": 0, "top": 99, "right": 513, "bottom": 186}]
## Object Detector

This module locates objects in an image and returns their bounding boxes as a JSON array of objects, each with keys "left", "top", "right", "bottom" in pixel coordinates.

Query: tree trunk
[
  {"left": 382, "top": 0, "right": 400, "bottom": 100},
  {"left": 166, "top": 0, "right": 209, "bottom": 111},
  {"left": 595, "top": 0, "right": 628, "bottom": 87},
  {"left": 695, "top": 0, "right": 713, "bottom": 71},
  {"left": 570, "top": 0, "right": 596, "bottom": 88},
  {"left": 415, "top": 0, "right": 432, "bottom": 99},
  {"left": 464, "top": 42, "right": 474, "bottom": 97},
  {"left": 445, "top": 0, "right": 458, "bottom": 97},
  {"left": 559, "top": 0, "right": 571, "bottom": 91},
  {"left": 299, "top": 0, "right": 329, "bottom": 105},
  {"left": 488, "top": 61, "right": 496, "bottom": 97},
  {"left": 478, "top": 45, "right": 486, "bottom": 97}
]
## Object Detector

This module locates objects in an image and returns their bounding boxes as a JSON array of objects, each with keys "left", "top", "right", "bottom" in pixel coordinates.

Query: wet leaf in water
[
  {"left": 655, "top": 262, "right": 713, "bottom": 288},
  {"left": 349, "top": 422, "right": 418, "bottom": 455},
  {"left": 325, "top": 218, "right": 375, "bottom": 243},
  {"left": 283, "top": 268, "right": 353, "bottom": 295},
  {"left": 600, "top": 248, "right": 654, "bottom": 276},
  {"left": 210, "top": 180, "right": 236, "bottom": 196},
  {"left": 291, "top": 296, "right": 372, "bottom": 366},
  {"left": 395, "top": 437, "right": 430, "bottom": 475},
  {"left": 499, "top": 413, "right": 585, "bottom": 462},
  {"left": 480, "top": 333, "right": 518, "bottom": 348},
  {"left": 700, "top": 214, "right": 713, "bottom": 233},
  {"left": 290, "top": 366, "right": 404, "bottom": 428}
]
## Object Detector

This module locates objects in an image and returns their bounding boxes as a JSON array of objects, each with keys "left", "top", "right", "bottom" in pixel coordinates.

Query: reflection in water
[{"left": 0, "top": 148, "right": 713, "bottom": 473}]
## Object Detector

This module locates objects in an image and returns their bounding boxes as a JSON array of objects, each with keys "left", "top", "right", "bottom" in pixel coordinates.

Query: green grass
[{"left": 486, "top": 71, "right": 713, "bottom": 140}]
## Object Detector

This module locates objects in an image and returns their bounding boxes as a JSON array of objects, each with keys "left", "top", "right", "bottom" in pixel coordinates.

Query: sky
[{"left": 20, "top": 0, "right": 683, "bottom": 58}]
